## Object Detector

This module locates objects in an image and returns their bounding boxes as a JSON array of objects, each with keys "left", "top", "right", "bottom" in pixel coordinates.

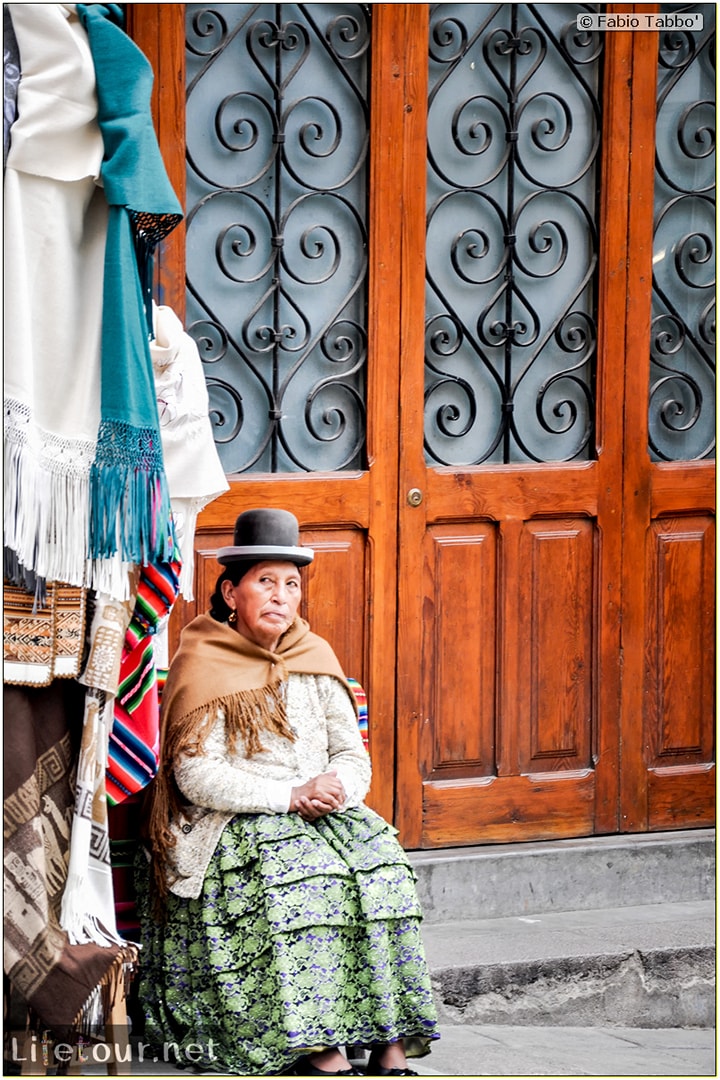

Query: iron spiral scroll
[
  {"left": 185, "top": 5, "right": 370, "bottom": 473},
  {"left": 650, "top": 7, "right": 715, "bottom": 462},
  {"left": 424, "top": 4, "right": 603, "bottom": 466}
]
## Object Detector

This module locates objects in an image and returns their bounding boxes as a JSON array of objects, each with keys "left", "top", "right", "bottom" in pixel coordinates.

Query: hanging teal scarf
[{"left": 77, "top": 4, "right": 183, "bottom": 564}]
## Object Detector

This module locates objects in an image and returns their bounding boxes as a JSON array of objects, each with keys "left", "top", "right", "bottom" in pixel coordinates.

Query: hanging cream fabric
[
  {"left": 151, "top": 304, "right": 229, "bottom": 600},
  {"left": 3, "top": 4, "right": 130, "bottom": 598}
]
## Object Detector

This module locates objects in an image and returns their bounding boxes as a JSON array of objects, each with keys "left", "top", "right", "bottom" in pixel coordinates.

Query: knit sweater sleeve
[
  {"left": 318, "top": 675, "right": 372, "bottom": 808},
  {"left": 173, "top": 711, "right": 296, "bottom": 814}
]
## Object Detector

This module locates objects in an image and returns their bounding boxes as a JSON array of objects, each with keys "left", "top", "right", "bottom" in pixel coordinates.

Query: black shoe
[{"left": 364, "top": 1051, "right": 418, "bottom": 1076}]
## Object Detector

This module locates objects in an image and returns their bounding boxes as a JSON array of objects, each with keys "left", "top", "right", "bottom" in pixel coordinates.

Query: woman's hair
[{"left": 209, "top": 562, "right": 260, "bottom": 621}]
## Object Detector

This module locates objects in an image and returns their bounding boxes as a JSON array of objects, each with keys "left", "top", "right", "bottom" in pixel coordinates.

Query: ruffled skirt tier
[{"left": 136, "top": 807, "right": 438, "bottom": 1075}]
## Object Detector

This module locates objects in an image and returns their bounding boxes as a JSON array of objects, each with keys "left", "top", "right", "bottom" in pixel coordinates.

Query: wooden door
[
  {"left": 394, "top": 6, "right": 624, "bottom": 846},
  {"left": 131, "top": 4, "right": 715, "bottom": 847},
  {"left": 129, "top": 4, "right": 409, "bottom": 824},
  {"left": 392, "top": 6, "right": 714, "bottom": 847}
]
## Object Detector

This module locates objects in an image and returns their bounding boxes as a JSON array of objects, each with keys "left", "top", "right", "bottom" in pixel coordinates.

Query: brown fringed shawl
[
  {"left": 3, "top": 681, "right": 137, "bottom": 1040},
  {"left": 147, "top": 614, "right": 354, "bottom": 901}
]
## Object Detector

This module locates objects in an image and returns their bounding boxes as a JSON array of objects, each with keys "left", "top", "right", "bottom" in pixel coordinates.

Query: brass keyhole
[{"left": 407, "top": 488, "right": 423, "bottom": 507}]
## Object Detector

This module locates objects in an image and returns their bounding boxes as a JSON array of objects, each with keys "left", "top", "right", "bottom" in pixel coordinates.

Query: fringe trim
[
  {"left": 4, "top": 437, "right": 91, "bottom": 588},
  {"left": 70, "top": 944, "right": 140, "bottom": 1041},
  {"left": 60, "top": 869, "right": 126, "bottom": 949},
  {"left": 3, "top": 548, "right": 48, "bottom": 609},
  {"left": 169, "top": 680, "right": 296, "bottom": 762},
  {"left": 89, "top": 421, "right": 173, "bottom": 565},
  {"left": 88, "top": 556, "right": 134, "bottom": 601},
  {"left": 23, "top": 944, "right": 139, "bottom": 1043},
  {"left": 4, "top": 429, "right": 140, "bottom": 602}
]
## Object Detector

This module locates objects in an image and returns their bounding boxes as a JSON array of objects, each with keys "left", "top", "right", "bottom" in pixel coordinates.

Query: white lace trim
[
  {"left": 4, "top": 397, "right": 132, "bottom": 598},
  {"left": 5, "top": 397, "right": 96, "bottom": 479}
]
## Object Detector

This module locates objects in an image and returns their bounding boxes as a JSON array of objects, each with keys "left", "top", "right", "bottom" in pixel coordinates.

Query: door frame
[
  {"left": 131, "top": 3, "right": 715, "bottom": 845},
  {"left": 620, "top": 12, "right": 716, "bottom": 831}
]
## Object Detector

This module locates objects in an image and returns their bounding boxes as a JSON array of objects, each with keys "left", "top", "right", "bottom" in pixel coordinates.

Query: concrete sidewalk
[
  {"left": 424, "top": 900, "right": 715, "bottom": 1028},
  {"left": 50, "top": 1024, "right": 716, "bottom": 1076},
  {"left": 411, "top": 1023, "right": 716, "bottom": 1076}
]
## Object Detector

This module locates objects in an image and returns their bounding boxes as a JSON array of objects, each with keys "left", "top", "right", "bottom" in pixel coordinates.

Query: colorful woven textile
[
  {"left": 106, "top": 555, "right": 180, "bottom": 805},
  {"left": 136, "top": 806, "right": 439, "bottom": 1074},
  {"left": 4, "top": 581, "right": 87, "bottom": 687},
  {"left": 347, "top": 677, "right": 369, "bottom": 752},
  {"left": 108, "top": 794, "right": 143, "bottom": 941}
]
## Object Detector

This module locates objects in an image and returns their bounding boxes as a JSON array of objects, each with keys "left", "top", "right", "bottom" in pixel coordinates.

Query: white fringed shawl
[{"left": 3, "top": 3, "right": 130, "bottom": 599}]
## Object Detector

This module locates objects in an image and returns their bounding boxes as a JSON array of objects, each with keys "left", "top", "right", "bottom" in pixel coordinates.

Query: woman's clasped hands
[{"left": 290, "top": 769, "right": 346, "bottom": 821}]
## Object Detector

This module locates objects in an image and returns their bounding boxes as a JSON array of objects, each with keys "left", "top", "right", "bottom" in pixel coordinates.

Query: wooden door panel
[
  {"left": 422, "top": 772, "right": 595, "bottom": 847},
  {"left": 425, "top": 463, "right": 601, "bottom": 519},
  {"left": 643, "top": 512, "right": 716, "bottom": 830},
  {"left": 414, "top": 508, "right": 599, "bottom": 847},
  {"left": 648, "top": 765, "right": 715, "bottom": 830},
  {"left": 420, "top": 521, "right": 498, "bottom": 781},
  {"left": 519, "top": 517, "right": 594, "bottom": 775},
  {"left": 301, "top": 524, "right": 369, "bottom": 686},
  {"left": 645, "top": 515, "right": 715, "bottom": 765}
]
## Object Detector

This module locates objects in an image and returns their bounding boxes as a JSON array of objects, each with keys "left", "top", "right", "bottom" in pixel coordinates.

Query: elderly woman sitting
[{"left": 137, "top": 509, "right": 439, "bottom": 1076}]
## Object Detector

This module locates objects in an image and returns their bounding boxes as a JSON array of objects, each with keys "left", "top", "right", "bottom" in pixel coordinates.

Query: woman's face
[{"left": 221, "top": 560, "right": 302, "bottom": 651}]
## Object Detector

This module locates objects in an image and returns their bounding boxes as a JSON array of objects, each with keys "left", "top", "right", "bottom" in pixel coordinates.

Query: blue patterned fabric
[
  {"left": 76, "top": 3, "right": 182, "bottom": 565},
  {"left": 136, "top": 806, "right": 439, "bottom": 1075}
]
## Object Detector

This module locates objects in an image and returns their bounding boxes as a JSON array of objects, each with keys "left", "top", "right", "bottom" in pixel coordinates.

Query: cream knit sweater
[{"left": 164, "top": 673, "right": 371, "bottom": 897}]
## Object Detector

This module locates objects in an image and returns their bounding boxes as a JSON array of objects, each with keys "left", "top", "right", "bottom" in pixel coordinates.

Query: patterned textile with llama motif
[{"left": 3, "top": 680, "right": 135, "bottom": 1038}]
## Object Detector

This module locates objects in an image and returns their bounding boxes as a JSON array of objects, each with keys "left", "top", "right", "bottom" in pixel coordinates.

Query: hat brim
[{"left": 216, "top": 544, "right": 314, "bottom": 567}]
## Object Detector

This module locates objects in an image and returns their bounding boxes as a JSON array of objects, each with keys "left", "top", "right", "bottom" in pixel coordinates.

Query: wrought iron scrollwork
[
  {"left": 425, "top": 4, "right": 602, "bottom": 465},
  {"left": 650, "top": 4, "right": 715, "bottom": 462},
  {"left": 186, "top": 5, "right": 369, "bottom": 473}
]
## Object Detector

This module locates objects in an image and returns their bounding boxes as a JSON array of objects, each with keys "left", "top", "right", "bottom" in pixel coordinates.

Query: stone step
[
  {"left": 422, "top": 900, "right": 715, "bottom": 1028},
  {"left": 409, "top": 828, "right": 715, "bottom": 923}
]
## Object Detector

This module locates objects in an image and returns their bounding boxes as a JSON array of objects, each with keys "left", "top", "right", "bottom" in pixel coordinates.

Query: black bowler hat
[{"left": 216, "top": 509, "right": 314, "bottom": 566}]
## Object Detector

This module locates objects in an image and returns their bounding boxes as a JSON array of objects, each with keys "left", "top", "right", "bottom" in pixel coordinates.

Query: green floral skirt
[{"left": 135, "top": 806, "right": 439, "bottom": 1075}]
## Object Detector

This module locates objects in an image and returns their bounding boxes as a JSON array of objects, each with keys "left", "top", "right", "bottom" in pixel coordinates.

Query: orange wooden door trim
[
  {"left": 620, "top": 8, "right": 716, "bottom": 832},
  {"left": 395, "top": 3, "right": 430, "bottom": 845}
]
